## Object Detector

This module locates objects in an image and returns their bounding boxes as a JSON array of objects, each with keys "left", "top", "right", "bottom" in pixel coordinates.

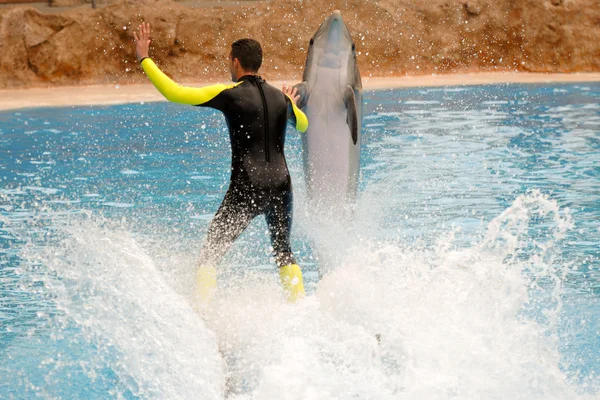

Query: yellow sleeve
[
  {"left": 285, "top": 94, "right": 309, "bottom": 133},
  {"left": 140, "top": 58, "right": 240, "bottom": 106}
]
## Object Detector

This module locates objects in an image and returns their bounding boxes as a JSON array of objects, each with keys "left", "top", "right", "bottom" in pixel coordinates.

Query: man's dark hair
[{"left": 231, "top": 39, "right": 263, "bottom": 72}]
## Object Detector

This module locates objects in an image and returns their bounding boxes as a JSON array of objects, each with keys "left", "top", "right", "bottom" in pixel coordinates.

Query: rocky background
[{"left": 0, "top": 0, "right": 599, "bottom": 88}]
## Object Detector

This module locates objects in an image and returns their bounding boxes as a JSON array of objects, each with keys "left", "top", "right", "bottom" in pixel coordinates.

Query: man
[{"left": 133, "top": 23, "right": 308, "bottom": 302}]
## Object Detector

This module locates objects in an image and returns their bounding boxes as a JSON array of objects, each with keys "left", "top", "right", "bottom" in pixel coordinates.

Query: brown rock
[
  {"left": 27, "top": 23, "right": 86, "bottom": 81},
  {"left": 543, "top": 22, "right": 561, "bottom": 44},
  {"left": 22, "top": 9, "right": 72, "bottom": 47},
  {"left": 0, "top": 0, "right": 599, "bottom": 88},
  {"left": 49, "top": 0, "right": 82, "bottom": 7},
  {"left": 465, "top": 1, "right": 482, "bottom": 16},
  {"left": 0, "top": 8, "right": 40, "bottom": 87}
]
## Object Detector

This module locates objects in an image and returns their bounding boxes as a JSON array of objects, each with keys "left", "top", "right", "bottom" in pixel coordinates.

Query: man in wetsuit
[{"left": 133, "top": 23, "right": 308, "bottom": 302}]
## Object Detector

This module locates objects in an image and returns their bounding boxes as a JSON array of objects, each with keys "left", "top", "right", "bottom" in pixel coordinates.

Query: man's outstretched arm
[{"left": 133, "top": 23, "right": 239, "bottom": 107}]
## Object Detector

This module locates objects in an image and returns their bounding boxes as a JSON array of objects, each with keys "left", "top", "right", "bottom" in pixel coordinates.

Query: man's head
[{"left": 229, "top": 38, "right": 262, "bottom": 81}]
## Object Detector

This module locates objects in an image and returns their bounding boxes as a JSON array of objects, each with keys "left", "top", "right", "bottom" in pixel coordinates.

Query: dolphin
[{"left": 294, "top": 10, "right": 362, "bottom": 208}]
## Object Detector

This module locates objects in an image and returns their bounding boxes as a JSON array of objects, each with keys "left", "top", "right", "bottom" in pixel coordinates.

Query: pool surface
[{"left": 1, "top": 82, "right": 599, "bottom": 399}]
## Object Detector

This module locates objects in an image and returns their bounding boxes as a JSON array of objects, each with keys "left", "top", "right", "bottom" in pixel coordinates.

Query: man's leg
[
  {"left": 265, "top": 188, "right": 305, "bottom": 302},
  {"left": 196, "top": 186, "right": 257, "bottom": 302}
]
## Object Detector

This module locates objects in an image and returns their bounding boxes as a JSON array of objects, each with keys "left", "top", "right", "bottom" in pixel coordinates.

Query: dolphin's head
[
  {"left": 303, "top": 11, "right": 360, "bottom": 88},
  {"left": 312, "top": 11, "right": 353, "bottom": 60}
]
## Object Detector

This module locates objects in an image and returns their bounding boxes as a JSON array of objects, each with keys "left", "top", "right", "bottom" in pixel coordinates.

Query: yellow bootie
[
  {"left": 279, "top": 264, "right": 305, "bottom": 302},
  {"left": 196, "top": 265, "right": 217, "bottom": 304}
]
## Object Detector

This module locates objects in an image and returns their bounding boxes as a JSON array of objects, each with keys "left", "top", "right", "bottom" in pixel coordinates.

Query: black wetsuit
[{"left": 197, "top": 75, "right": 302, "bottom": 267}]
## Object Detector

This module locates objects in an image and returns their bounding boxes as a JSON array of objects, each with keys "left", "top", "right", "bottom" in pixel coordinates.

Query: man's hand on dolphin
[
  {"left": 282, "top": 84, "right": 300, "bottom": 105},
  {"left": 133, "top": 22, "right": 151, "bottom": 62}
]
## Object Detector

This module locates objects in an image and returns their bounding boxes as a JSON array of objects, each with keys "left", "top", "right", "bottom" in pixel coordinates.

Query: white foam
[
  {"left": 16, "top": 188, "right": 594, "bottom": 399},
  {"left": 102, "top": 202, "right": 134, "bottom": 208},
  {"left": 404, "top": 100, "right": 441, "bottom": 105},
  {"left": 194, "top": 191, "right": 586, "bottom": 398},
  {"left": 24, "top": 186, "right": 60, "bottom": 195},
  {"left": 46, "top": 200, "right": 81, "bottom": 204},
  {"left": 482, "top": 100, "right": 509, "bottom": 105},
  {"left": 31, "top": 222, "right": 225, "bottom": 399},
  {"left": 190, "top": 214, "right": 214, "bottom": 220}
]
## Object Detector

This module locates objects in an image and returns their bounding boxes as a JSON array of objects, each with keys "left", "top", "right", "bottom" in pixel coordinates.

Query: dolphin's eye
[
  {"left": 352, "top": 43, "right": 356, "bottom": 51},
  {"left": 309, "top": 38, "right": 314, "bottom": 46}
]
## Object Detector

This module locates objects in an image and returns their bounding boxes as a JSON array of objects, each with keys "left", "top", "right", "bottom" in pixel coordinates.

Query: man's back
[{"left": 203, "top": 75, "right": 293, "bottom": 188}]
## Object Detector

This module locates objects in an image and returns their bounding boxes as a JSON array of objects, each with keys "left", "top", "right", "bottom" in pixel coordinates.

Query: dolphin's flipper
[
  {"left": 344, "top": 85, "right": 358, "bottom": 145},
  {"left": 292, "top": 82, "right": 309, "bottom": 109}
]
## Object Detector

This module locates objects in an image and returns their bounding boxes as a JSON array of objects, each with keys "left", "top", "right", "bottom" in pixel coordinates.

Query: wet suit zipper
[{"left": 255, "top": 78, "right": 270, "bottom": 162}]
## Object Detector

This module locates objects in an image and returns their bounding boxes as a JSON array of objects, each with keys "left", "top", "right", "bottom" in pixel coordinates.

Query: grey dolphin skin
[{"left": 294, "top": 10, "right": 363, "bottom": 207}]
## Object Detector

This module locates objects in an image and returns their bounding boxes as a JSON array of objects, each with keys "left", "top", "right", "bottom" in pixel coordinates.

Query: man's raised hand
[
  {"left": 282, "top": 84, "right": 300, "bottom": 105},
  {"left": 133, "top": 22, "right": 151, "bottom": 62}
]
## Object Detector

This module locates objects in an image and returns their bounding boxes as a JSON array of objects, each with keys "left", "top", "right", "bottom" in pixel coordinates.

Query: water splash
[
  {"left": 5, "top": 189, "right": 592, "bottom": 399},
  {"left": 24, "top": 220, "right": 225, "bottom": 399},
  {"left": 180, "top": 191, "right": 588, "bottom": 398}
]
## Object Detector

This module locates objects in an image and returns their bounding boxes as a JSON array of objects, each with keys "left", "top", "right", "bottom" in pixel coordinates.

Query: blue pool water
[{"left": 0, "top": 83, "right": 599, "bottom": 399}]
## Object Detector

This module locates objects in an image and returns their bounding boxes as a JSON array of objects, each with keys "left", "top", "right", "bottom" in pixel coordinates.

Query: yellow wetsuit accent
[
  {"left": 285, "top": 94, "right": 309, "bottom": 133},
  {"left": 196, "top": 265, "right": 217, "bottom": 304},
  {"left": 279, "top": 264, "right": 305, "bottom": 302},
  {"left": 140, "top": 58, "right": 241, "bottom": 105}
]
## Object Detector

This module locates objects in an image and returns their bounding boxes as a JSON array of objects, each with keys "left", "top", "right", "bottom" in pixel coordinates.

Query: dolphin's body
[{"left": 294, "top": 11, "right": 362, "bottom": 207}]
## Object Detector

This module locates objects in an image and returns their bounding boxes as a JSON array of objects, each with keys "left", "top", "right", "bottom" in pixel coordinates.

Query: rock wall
[{"left": 0, "top": 0, "right": 599, "bottom": 88}]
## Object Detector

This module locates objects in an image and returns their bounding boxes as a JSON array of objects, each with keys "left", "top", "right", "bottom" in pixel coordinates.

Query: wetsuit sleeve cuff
[
  {"left": 286, "top": 95, "right": 309, "bottom": 132},
  {"left": 139, "top": 57, "right": 149, "bottom": 64}
]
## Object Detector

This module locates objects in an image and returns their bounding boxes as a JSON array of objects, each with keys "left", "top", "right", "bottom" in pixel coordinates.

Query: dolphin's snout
[{"left": 313, "top": 10, "right": 351, "bottom": 56}]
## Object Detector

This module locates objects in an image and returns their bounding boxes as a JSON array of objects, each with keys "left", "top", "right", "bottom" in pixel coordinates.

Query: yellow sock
[
  {"left": 196, "top": 265, "right": 217, "bottom": 304},
  {"left": 279, "top": 264, "right": 305, "bottom": 302}
]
